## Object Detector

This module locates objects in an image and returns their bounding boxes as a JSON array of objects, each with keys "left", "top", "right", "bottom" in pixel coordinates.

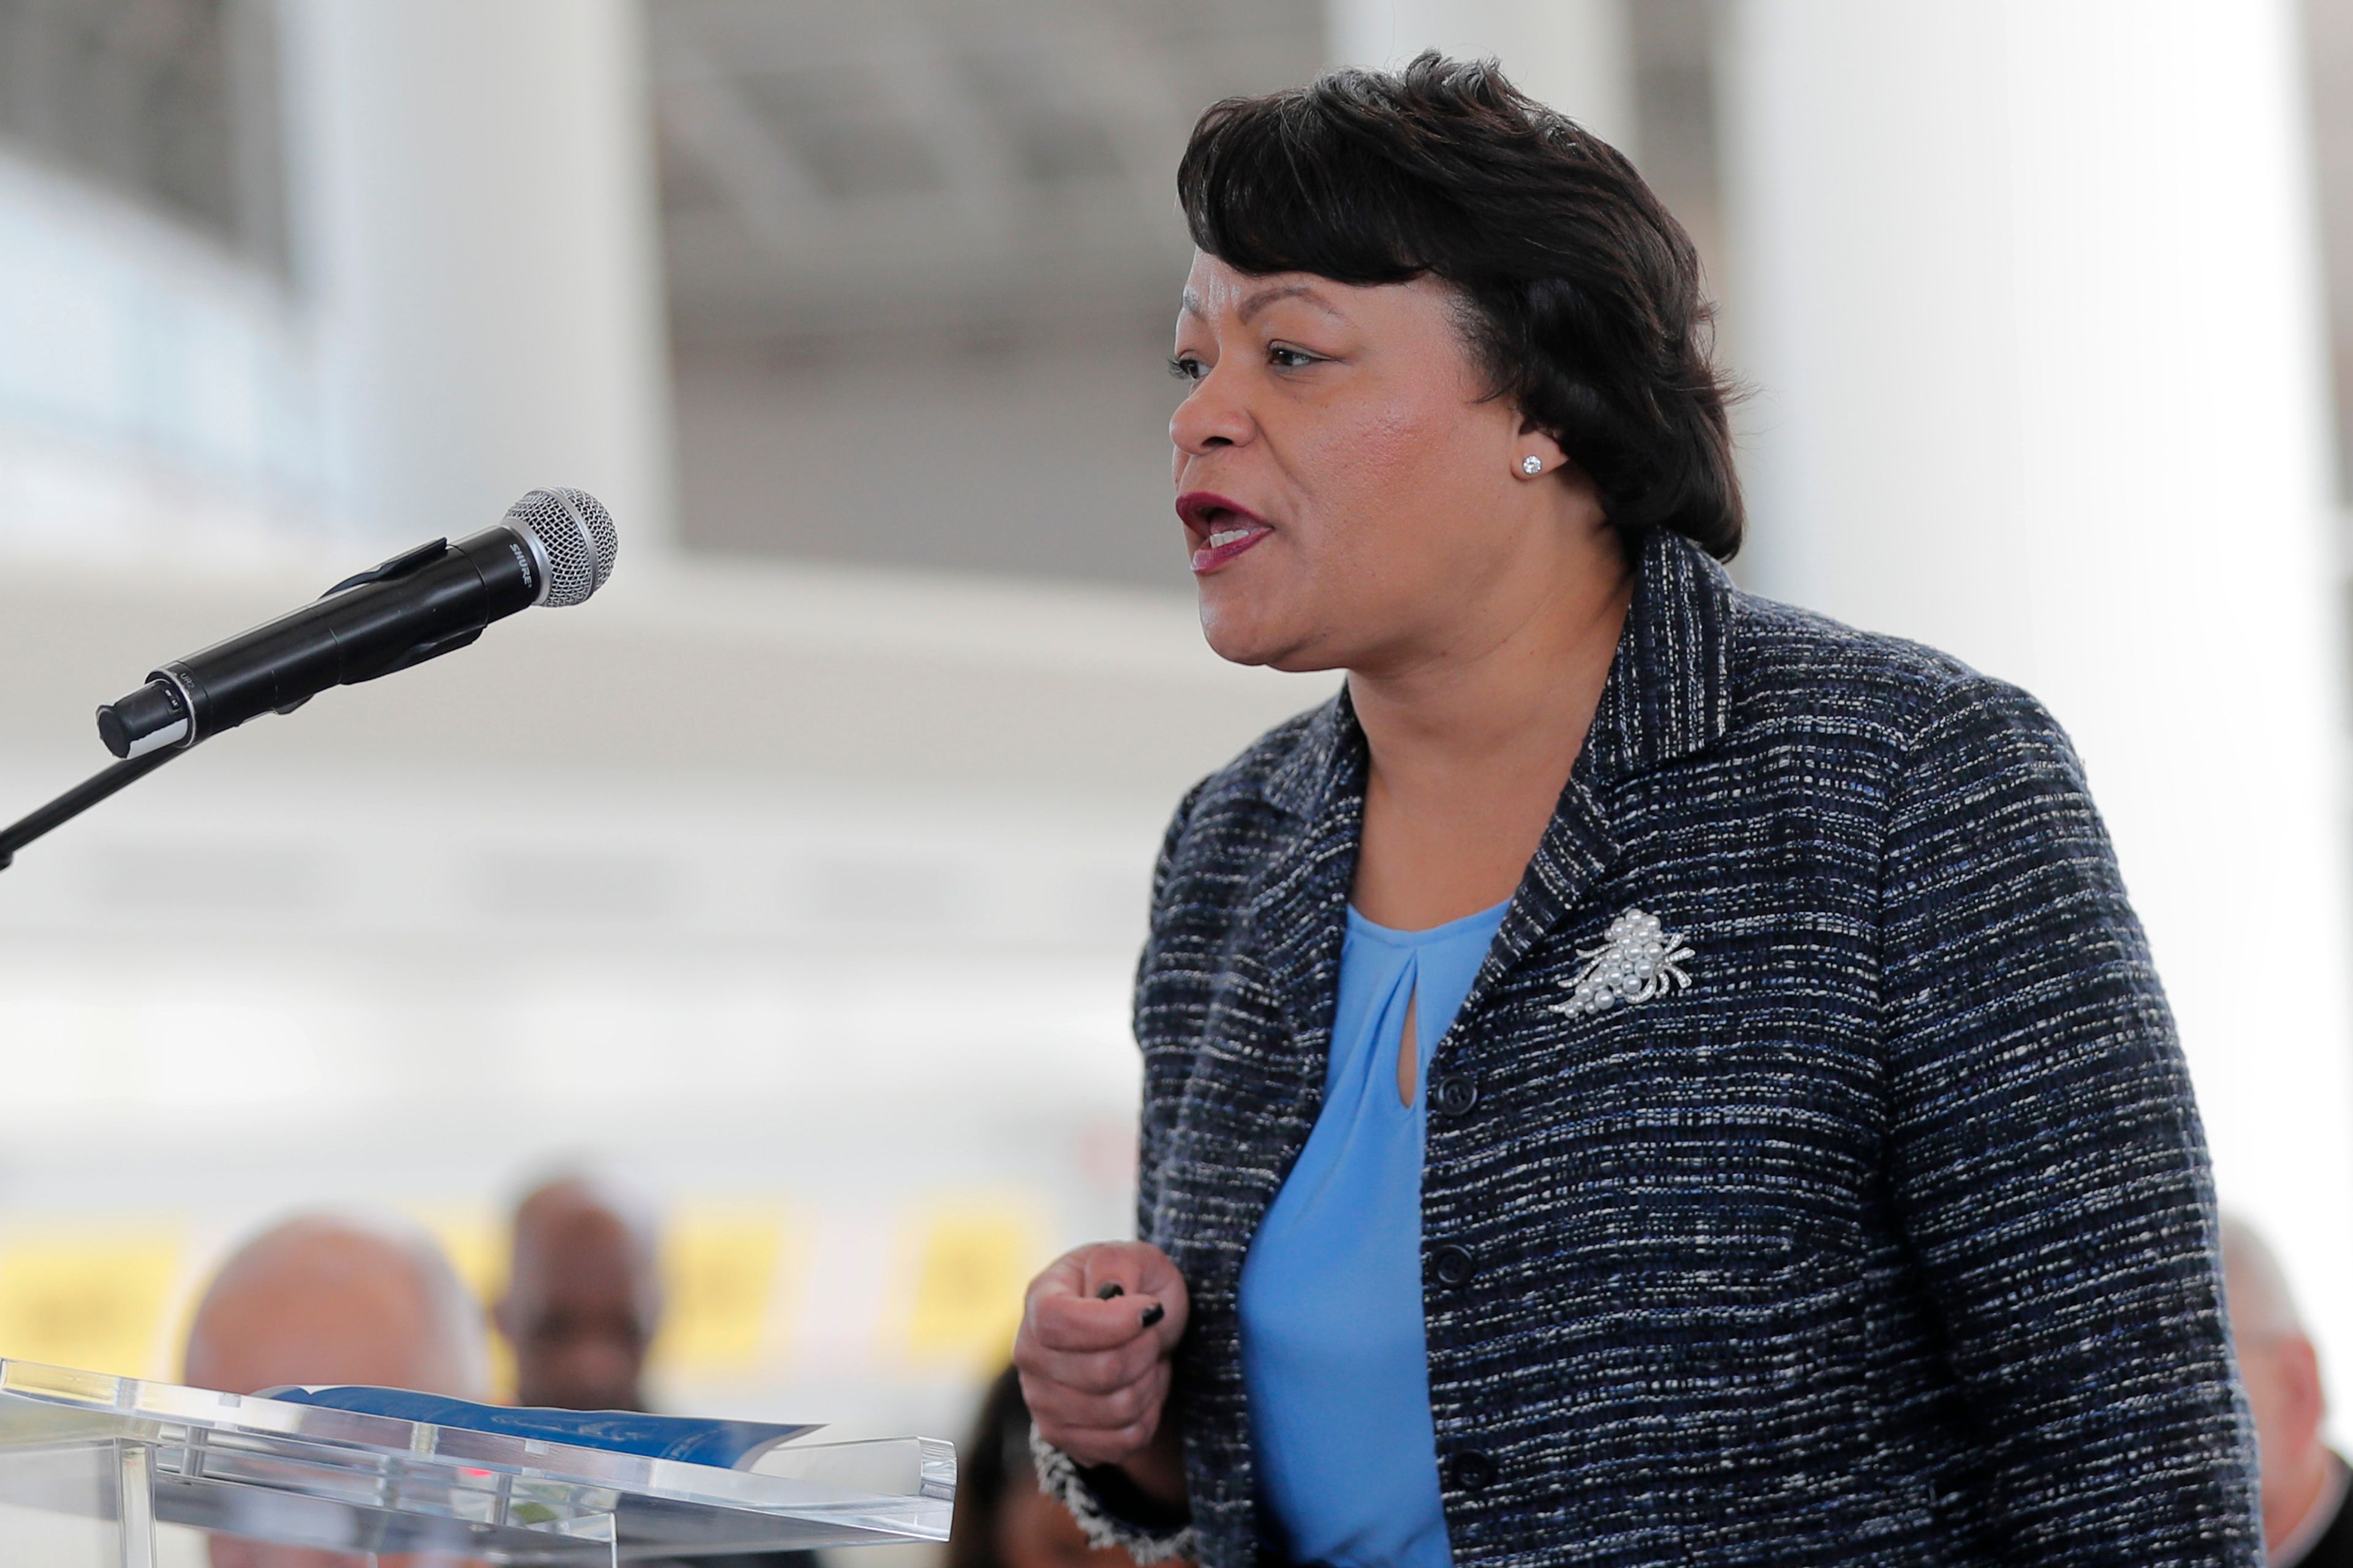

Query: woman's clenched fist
[{"left": 1013, "top": 1241, "right": 1190, "bottom": 1477}]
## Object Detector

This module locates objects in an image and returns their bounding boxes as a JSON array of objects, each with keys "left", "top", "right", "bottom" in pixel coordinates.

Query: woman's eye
[
  {"left": 1268, "top": 344, "right": 1322, "bottom": 369},
  {"left": 1167, "top": 355, "right": 1207, "bottom": 383}
]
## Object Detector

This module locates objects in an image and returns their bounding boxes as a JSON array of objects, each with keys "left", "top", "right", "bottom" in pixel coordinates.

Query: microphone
[{"left": 94, "top": 488, "right": 618, "bottom": 760}]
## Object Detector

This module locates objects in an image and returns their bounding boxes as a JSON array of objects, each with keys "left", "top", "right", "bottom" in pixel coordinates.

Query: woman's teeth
[{"left": 1208, "top": 528, "right": 1256, "bottom": 547}]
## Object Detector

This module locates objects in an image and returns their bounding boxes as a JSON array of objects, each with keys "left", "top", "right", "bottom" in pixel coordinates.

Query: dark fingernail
[
  {"left": 1096, "top": 1282, "right": 1126, "bottom": 1301},
  {"left": 1140, "top": 1303, "right": 1166, "bottom": 1328}
]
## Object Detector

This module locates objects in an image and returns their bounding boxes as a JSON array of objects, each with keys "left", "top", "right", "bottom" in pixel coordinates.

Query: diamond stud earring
[{"left": 1521, "top": 456, "right": 1543, "bottom": 475}]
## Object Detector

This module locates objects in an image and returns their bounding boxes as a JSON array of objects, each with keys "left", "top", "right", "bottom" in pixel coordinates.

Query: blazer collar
[
  {"left": 1580, "top": 526, "right": 1737, "bottom": 784},
  {"left": 1260, "top": 527, "right": 1737, "bottom": 822},
  {"left": 1261, "top": 686, "right": 1357, "bottom": 822}
]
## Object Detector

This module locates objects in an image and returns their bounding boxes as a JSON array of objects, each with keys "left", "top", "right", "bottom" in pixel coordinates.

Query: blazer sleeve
[
  {"left": 1032, "top": 779, "right": 1210, "bottom": 1565},
  {"left": 1879, "top": 680, "right": 2260, "bottom": 1566}
]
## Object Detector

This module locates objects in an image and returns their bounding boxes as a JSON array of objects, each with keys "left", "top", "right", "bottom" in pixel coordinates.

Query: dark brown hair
[
  {"left": 945, "top": 1363, "right": 1032, "bottom": 1568},
  {"left": 1177, "top": 51, "right": 1742, "bottom": 559}
]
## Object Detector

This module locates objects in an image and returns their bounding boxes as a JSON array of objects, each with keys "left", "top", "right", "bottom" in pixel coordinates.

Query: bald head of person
[
  {"left": 2222, "top": 1214, "right": 2336, "bottom": 1557},
  {"left": 185, "top": 1213, "right": 489, "bottom": 1401},
  {"left": 183, "top": 1216, "right": 490, "bottom": 1568},
  {"left": 496, "top": 1173, "right": 662, "bottom": 1412}
]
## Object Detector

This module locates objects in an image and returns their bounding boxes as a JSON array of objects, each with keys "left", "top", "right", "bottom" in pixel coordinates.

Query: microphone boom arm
[
  {"left": 0, "top": 605, "right": 480, "bottom": 874},
  {"left": 0, "top": 748, "right": 183, "bottom": 873}
]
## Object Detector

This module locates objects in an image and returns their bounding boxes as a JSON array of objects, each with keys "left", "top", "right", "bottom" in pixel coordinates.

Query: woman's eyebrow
[
  {"left": 1238, "top": 284, "right": 1339, "bottom": 322},
  {"left": 1179, "top": 284, "right": 1344, "bottom": 323}
]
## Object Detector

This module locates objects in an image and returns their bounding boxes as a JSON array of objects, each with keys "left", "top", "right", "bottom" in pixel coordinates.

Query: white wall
[
  {"left": 0, "top": 2, "right": 680, "bottom": 566},
  {"left": 0, "top": 148, "right": 321, "bottom": 561},
  {"left": 1325, "top": 0, "right": 1637, "bottom": 151},
  {"left": 278, "top": 0, "right": 678, "bottom": 548},
  {"left": 673, "top": 343, "right": 1194, "bottom": 588}
]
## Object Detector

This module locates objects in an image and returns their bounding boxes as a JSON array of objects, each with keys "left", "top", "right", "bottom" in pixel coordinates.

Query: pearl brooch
[{"left": 1552, "top": 908, "right": 1694, "bottom": 1017}]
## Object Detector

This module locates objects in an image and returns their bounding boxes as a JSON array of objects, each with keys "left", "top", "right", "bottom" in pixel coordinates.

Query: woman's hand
[{"left": 1014, "top": 1241, "right": 1190, "bottom": 1491}]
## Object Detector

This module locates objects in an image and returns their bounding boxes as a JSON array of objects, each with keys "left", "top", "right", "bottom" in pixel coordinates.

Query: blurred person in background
[
  {"left": 952, "top": 1363, "right": 1193, "bottom": 1568},
  {"left": 2224, "top": 1216, "right": 2349, "bottom": 1566},
  {"left": 183, "top": 1211, "right": 490, "bottom": 1568},
  {"left": 496, "top": 1170, "right": 662, "bottom": 1412},
  {"left": 1015, "top": 51, "right": 2255, "bottom": 1568},
  {"left": 496, "top": 1170, "right": 816, "bottom": 1568},
  {"left": 186, "top": 1210, "right": 490, "bottom": 1401}
]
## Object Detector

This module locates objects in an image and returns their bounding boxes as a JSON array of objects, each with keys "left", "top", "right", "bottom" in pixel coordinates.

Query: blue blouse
[{"left": 1237, "top": 897, "right": 1511, "bottom": 1568}]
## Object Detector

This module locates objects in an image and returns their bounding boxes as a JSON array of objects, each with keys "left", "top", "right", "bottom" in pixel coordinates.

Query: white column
[
  {"left": 1324, "top": 0, "right": 1637, "bottom": 156},
  {"left": 277, "top": 0, "right": 676, "bottom": 550},
  {"left": 1722, "top": 1, "right": 2353, "bottom": 1393}
]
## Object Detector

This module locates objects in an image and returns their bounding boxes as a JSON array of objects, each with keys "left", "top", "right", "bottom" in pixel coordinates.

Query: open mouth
[{"left": 1176, "top": 492, "right": 1272, "bottom": 575}]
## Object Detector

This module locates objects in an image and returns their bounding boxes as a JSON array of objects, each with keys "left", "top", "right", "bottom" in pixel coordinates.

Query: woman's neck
[{"left": 1346, "top": 512, "right": 1633, "bottom": 929}]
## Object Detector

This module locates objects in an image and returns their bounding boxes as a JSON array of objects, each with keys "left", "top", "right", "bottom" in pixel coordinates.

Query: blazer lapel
[
  {"left": 1246, "top": 694, "right": 1366, "bottom": 1117},
  {"left": 1442, "top": 767, "right": 1621, "bottom": 1042}
]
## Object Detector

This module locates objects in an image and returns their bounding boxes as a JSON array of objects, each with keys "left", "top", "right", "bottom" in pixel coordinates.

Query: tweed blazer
[{"left": 1039, "top": 528, "right": 2257, "bottom": 1568}]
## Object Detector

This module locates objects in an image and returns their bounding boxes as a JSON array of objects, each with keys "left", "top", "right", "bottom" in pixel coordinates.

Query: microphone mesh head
[{"left": 505, "top": 487, "right": 619, "bottom": 607}]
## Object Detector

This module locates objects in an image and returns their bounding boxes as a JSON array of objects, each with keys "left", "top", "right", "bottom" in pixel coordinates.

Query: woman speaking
[{"left": 1012, "top": 53, "right": 2256, "bottom": 1568}]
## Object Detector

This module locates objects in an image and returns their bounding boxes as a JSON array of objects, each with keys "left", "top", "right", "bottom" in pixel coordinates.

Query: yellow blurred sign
[
  {"left": 414, "top": 1211, "right": 507, "bottom": 1306},
  {"left": 0, "top": 1232, "right": 181, "bottom": 1378},
  {"left": 900, "top": 1201, "right": 1045, "bottom": 1370},
  {"left": 655, "top": 1208, "right": 794, "bottom": 1374}
]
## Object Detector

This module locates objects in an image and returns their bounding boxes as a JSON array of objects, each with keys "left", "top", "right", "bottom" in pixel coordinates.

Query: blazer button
[
  {"left": 1431, "top": 1243, "right": 1477, "bottom": 1288},
  {"left": 1446, "top": 1449, "right": 1498, "bottom": 1492},
  {"left": 1431, "top": 1074, "right": 1479, "bottom": 1115}
]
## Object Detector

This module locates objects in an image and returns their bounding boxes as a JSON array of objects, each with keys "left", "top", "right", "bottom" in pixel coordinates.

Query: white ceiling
[{"left": 647, "top": 0, "right": 1322, "bottom": 351}]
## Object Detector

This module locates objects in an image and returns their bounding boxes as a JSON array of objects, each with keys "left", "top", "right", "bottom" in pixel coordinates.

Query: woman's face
[{"left": 1169, "top": 251, "right": 1569, "bottom": 674}]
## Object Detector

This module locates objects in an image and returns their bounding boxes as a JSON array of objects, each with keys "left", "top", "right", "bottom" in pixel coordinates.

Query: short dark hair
[
  {"left": 945, "top": 1364, "right": 1030, "bottom": 1568},
  {"left": 1177, "top": 52, "right": 1743, "bottom": 559}
]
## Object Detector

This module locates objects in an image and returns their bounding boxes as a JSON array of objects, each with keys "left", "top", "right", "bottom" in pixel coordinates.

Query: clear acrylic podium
[{"left": 0, "top": 1360, "right": 955, "bottom": 1564}]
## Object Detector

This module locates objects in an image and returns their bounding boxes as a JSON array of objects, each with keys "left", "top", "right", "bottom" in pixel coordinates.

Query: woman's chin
[
  {"left": 1199, "top": 621, "right": 1273, "bottom": 668},
  {"left": 1198, "top": 600, "right": 1281, "bottom": 668},
  {"left": 1198, "top": 604, "right": 1338, "bottom": 673}
]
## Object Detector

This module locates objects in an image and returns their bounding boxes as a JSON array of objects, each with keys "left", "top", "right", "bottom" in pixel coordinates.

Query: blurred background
[{"left": 0, "top": 0, "right": 2350, "bottom": 1534}]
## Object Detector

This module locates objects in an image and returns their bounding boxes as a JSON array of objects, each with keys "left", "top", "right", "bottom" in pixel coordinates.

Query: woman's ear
[{"left": 1514, "top": 422, "right": 1571, "bottom": 480}]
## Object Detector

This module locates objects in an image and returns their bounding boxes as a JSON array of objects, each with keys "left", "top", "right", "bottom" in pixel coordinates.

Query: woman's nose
[{"left": 1170, "top": 365, "right": 1253, "bottom": 454}]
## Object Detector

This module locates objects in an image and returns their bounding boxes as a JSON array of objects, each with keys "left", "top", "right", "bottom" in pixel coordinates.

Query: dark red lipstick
[{"left": 1176, "top": 491, "right": 1272, "bottom": 575}]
